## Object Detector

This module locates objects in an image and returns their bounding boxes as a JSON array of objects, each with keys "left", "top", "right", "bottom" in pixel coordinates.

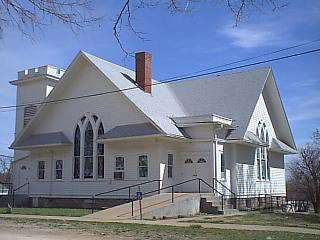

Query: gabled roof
[
  {"left": 168, "top": 68, "right": 271, "bottom": 140},
  {"left": 82, "top": 52, "right": 187, "bottom": 137},
  {"left": 11, "top": 51, "right": 296, "bottom": 151},
  {"left": 270, "top": 138, "right": 297, "bottom": 154}
]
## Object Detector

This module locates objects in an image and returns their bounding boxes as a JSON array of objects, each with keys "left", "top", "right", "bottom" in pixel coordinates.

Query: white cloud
[
  {"left": 289, "top": 110, "right": 320, "bottom": 122},
  {"left": 221, "top": 25, "right": 282, "bottom": 48}
]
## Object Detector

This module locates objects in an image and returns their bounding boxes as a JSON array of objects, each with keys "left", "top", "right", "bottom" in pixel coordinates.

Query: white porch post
[
  {"left": 209, "top": 136, "right": 217, "bottom": 189},
  {"left": 230, "top": 144, "right": 237, "bottom": 194}
]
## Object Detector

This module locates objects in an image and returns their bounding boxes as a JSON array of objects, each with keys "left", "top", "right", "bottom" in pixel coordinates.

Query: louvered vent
[{"left": 23, "top": 105, "right": 37, "bottom": 126}]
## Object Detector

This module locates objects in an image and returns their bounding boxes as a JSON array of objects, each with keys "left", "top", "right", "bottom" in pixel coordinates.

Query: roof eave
[{"left": 10, "top": 143, "right": 72, "bottom": 150}]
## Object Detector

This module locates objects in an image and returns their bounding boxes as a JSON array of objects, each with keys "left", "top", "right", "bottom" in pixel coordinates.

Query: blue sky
[{"left": 0, "top": 0, "right": 319, "bottom": 156}]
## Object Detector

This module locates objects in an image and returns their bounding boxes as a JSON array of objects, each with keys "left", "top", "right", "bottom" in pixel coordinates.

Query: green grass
[
  {"left": 185, "top": 212, "right": 320, "bottom": 230},
  {"left": 0, "top": 207, "right": 92, "bottom": 217},
  {"left": 1, "top": 217, "right": 318, "bottom": 240}
]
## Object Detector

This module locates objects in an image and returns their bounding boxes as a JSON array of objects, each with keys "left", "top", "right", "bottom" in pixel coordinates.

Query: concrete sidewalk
[{"left": 1, "top": 213, "right": 319, "bottom": 236}]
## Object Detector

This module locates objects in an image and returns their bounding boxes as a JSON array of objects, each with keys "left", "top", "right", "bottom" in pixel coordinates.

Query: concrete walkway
[{"left": 1, "top": 213, "right": 319, "bottom": 236}]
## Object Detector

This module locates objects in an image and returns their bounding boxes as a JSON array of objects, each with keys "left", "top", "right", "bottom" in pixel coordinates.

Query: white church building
[{"left": 9, "top": 51, "right": 297, "bottom": 207}]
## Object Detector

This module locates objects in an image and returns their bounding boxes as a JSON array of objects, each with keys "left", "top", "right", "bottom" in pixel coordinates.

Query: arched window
[
  {"left": 80, "top": 116, "right": 86, "bottom": 123},
  {"left": 260, "top": 127, "right": 265, "bottom": 142},
  {"left": 197, "top": 158, "right": 207, "bottom": 163},
  {"left": 84, "top": 122, "right": 93, "bottom": 178},
  {"left": 265, "top": 131, "right": 269, "bottom": 145},
  {"left": 97, "top": 123, "right": 104, "bottom": 179},
  {"left": 73, "top": 125, "right": 81, "bottom": 179},
  {"left": 256, "top": 123, "right": 269, "bottom": 180},
  {"left": 185, "top": 158, "right": 193, "bottom": 164}
]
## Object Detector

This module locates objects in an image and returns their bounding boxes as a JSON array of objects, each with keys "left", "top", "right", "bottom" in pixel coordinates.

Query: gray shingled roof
[
  {"left": 14, "top": 132, "right": 71, "bottom": 149},
  {"left": 270, "top": 138, "right": 297, "bottom": 154},
  {"left": 84, "top": 52, "right": 270, "bottom": 140},
  {"left": 99, "top": 123, "right": 162, "bottom": 140},
  {"left": 12, "top": 51, "right": 294, "bottom": 150},
  {"left": 168, "top": 68, "right": 270, "bottom": 140},
  {"left": 83, "top": 52, "right": 186, "bottom": 137}
]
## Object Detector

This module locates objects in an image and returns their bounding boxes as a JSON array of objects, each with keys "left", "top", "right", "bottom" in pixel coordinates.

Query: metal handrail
[
  {"left": 213, "top": 178, "right": 236, "bottom": 197},
  {"left": 91, "top": 179, "right": 161, "bottom": 213},
  {"left": 11, "top": 182, "right": 30, "bottom": 207},
  {"left": 90, "top": 178, "right": 228, "bottom": 215},
  {"left": 13, "top": 182, "right": 29, "bottom": 192},
  {"left": 142, "top": 178, "right": 226, "bottom": 212},
  {"left": 94, "top": 179, "right": 161, "bottom": 197},
  {"left": 142, "top": 178, "right": 206, "bottom": 196}
]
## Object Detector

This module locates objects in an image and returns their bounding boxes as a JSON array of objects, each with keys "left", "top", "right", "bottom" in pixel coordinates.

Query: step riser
[{"left": 200, "top": 197, "right": 238, "bottom": 215}]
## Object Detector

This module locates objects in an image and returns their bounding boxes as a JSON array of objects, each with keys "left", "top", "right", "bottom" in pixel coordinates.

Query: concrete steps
[
  {"left": 81, "top": 192, "right": 239, "bottom": 221},
  {"left": 200, "top": 195, "right": 238, "bottom": 215}
]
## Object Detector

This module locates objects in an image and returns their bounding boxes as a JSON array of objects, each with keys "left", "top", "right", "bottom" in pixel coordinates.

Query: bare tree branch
[
  {"left": 288, "top": 129, "right": 320, "bottom": 213},
  {"left": 0, "top": 0, "right": 102, "bottom": 39},
  {"left": 0, "top": 1, "right": 288, "bottom": 55},
  {"left": 113, "top": 0, "right": 287, "bottom": 55}
]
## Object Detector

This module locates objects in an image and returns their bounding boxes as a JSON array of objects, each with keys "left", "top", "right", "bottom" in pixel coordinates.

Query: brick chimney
[{"left": 135, "top": 52, "right": 152, "bottom": 94}]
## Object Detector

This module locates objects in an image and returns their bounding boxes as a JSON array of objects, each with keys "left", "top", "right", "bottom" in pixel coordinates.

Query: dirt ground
[
  {"left": 1, "top": 216, "right": 319, "bottom": 240},
  {"left": 0, "top": 220, "right": 123, "bottom": 240}
]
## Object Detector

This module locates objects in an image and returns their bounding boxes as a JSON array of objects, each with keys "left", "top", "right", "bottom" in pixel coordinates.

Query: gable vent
[{"left": 23, "top": 105, "right": 38, "bottom": 126}]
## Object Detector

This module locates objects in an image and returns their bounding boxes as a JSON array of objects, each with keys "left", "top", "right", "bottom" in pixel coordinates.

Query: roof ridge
[{"left": 165, "top": 67, "right": 271, "bottom": 86}]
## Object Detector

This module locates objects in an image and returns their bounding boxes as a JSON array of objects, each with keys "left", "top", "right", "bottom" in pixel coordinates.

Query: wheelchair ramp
[{"left": 81, "top": 193, "right": 201, "bottom": 221}]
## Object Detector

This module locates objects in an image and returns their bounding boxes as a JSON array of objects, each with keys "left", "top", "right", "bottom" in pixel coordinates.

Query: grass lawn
[
  {"left": 1, "top": 217, "right": 319, "bottom": 240},
  {"left": 185, "top": 212, "right": 320, "bottom": 230},
  {"left": 0, "top": 207, "right": 92, "bottom": 217}
]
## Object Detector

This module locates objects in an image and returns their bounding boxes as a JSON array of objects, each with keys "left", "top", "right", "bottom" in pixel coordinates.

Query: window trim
[
  {"left": 97, "top": 122, "right": 105, "bottom": 179},
  {"left": 73, "top": 125, "right": 81, "bottom": 179},
  {"left": 37, "top": 161, "right": 45, "bottom": 180},
  {"left": 256, "top": 123, "right": 270, "bottom": 181},
  {"left": 138, "top": 154, "right": 149, "bottom": 179},
  {"left": 55, "top": 160, "right": 63, "bottom": 180},
  {"left": 220, "top": 152, "right": 226, "bottom": 179},
  {"left": 167, "top": 153, "right": 174, "bottom": 179},
  {"left": 114, "top": 155, "right": 125, "bottom": 180},
  {"left": 84, "top": 121, "right": 94, "bottom": 179}
]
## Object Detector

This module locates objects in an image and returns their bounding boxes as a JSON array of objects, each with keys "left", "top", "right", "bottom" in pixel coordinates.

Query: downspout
[
  {"left": 49, "top": 150, "right": 54, "bottom": 196},
  {"left": 213, "top": 134, "right": 218, "bottom": 191}
]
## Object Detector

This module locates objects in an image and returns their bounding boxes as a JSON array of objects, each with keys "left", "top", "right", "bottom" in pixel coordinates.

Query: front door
[{"left": 180, "top": 152, "right": 210, "bottom": 192}]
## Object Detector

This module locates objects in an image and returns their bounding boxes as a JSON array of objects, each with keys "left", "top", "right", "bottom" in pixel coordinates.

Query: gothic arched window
[
  {"left": 256, "top": 123, "right": 269, "bottom": 181},
  {"left": 73, "top": 125, "right": 81, "bottom": 179},
  {"left": 84, "top": 122, "right": 93, "bottom": 178},
  {"left": 97, "top": 123, "right": 104, "bottom": 179}
]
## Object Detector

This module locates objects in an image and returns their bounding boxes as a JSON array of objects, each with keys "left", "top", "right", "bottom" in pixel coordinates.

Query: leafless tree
[
  {"left": 0, "top": 0, "right": 288, "bottom": 55},
  {"left": 288, "top": 129, "right": 320, "bottom": 213},
  {"left": 0, "top": 154, "right": 12, "bottom": 183},
  {"left": 113, "top": 0, "right": 288, "bottom": 56},
  {"left": 0, "top": 0, "right": 101, "bottom": 39}
]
